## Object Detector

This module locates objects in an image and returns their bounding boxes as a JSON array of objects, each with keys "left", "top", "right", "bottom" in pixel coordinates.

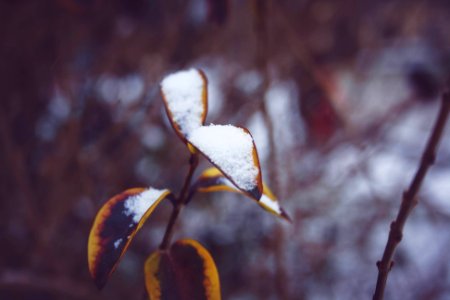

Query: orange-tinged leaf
[
  {"left": 145, "top": 251, "right": 162, "bottom": 300},
  {"left": 187, "top": 125, "right": 263, "bottom": 200},
  {"left": 193, "top": 168, "right": 291, "bottom": 221},
  {"left": 145, "top": 239, "right": 221, "bottom": 300},
  {"left": 88, "top": 187, "right": 172, "bottom": 289},
  {"left": 160, "top": 68, "right": 208, "bottom": 144}
]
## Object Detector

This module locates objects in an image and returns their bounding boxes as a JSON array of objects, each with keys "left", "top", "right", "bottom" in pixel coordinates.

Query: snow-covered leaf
[
  {"left": 193, "top": 168, "right": 290, "bottom": 221},
  {"left": 161, "top": 68, "right": 208, "bottom": 143},
  {"left": 88, "top": 187, "right": 172, "bottom": 289},
  {"left": 145, "top": 239, "right": 221, "bottom": 300},
  {"left": 187, "top": 125, "right": 263, "bottom": 200}
]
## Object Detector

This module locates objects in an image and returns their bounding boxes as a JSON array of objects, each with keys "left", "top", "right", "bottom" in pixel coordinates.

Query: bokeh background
[{"left": 1, "top": 0, "right": 450, "bottom": 299}]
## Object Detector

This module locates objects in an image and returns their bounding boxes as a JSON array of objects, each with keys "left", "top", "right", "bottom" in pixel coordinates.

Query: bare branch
[{"left": 373, "top": 92, "right": 450, "bottom": 300}]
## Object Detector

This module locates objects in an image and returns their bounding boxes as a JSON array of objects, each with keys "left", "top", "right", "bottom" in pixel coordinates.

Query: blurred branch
[
  {"left": 0, "top": 110, "right": 40, "bottom": 232},
  {"left": 373, "top": 91, "right": 450, "bottom": 300},
  {"left": 272, "top": 3, "right": 344, "bottom": 112},
  {"left": 0, "top": 270, "right": 98, "bottom": 300},
  {"left": 253, "top": 1, "right": 290, "bottom": 299}
]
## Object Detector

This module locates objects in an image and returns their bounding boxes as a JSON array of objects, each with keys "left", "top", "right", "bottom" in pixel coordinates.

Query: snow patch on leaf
[
  {"left": 259, "top": 195, "right": 282, "bottom": 215},
  {"left": 203, "top": 172, "right": 283, "bottom": 216},
  {"left": 113, "top": 238, "right": 123, "bottom": 249},
  {"left": 188, "top": 125, "right": 259, "bottom": 191},
  {"left": 161, "top": 69, "right": 206, "bottom": 136},
  {"left": 124, "top": 188, "right": 168, "bottom": 223}
]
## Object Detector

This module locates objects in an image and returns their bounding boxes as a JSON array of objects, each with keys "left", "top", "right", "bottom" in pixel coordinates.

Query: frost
[
  {"left": 161, "top": 69, "right": 206, "bottom": 136},
  {"left": 113, "top": 238, "right": 123, "bottom": 249},
  {"left": 123, "top": 188, "right": 168, "bottom": 223},
  {"left": 188, "top": 125, "right": 259, "bottom": 191}
]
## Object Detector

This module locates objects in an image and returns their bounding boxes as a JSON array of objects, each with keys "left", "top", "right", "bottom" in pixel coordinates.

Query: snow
[
  {"left": 247, "top": 112, "right": 269, "bottom": 165},
  {"left": 49, "top": 86, "right": 70, "bottom": 119},
  {"left": 235, "top": 70, "right": 263, "bottom": 94},
  {"left": 259, "top": 195, "right": 282, "bottom": 215},
  {"left": 140, "top": 125, "right": 166, "bottom": 150},
  {"left": 123, "top": 188, "right": 168, "bottom": 223},
  {"left": 188, "top": 124, "right": 259, "bottom": 192},
  {"left": 264, "top": 81, "right": 303, "bottom": 195},
  {"left": 199, "top": 67, "right": 223, "bottom": 118},
  {"left": 161, "top": 69, "right": 206, "bottom": 136},
  {"left": 97, "top": 73, "right": 144, "bottom": 105},
  {"left": 113, "top": 238, "right": 123, "bottom": 249},
  {"left": 264, "top": 81, "right": 300, "bottom": 150}
]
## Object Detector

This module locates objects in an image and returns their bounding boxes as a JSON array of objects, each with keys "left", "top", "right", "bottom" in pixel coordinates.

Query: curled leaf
[
  {"left": 187, "top": 125, "right": 263, "bottom": 200},
  {"left": 160, "top": 68, "right": 208, "bottom": 143},
  {"left": 160, "top": 70, "right": 263, "bottom": 198},
  {"left": 145, "top": 239, "right": 221, "bottom": 300},
  {"left": 88, "top": 187, "right": 172, "bottom": 289},
  {"left": 193, "top": 168, "right": 291, "bottom": 221}
]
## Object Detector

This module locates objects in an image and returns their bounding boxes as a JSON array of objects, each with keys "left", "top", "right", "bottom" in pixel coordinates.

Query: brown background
[{"left": 1, "top": 0, "right": 450, "bottom": 299}]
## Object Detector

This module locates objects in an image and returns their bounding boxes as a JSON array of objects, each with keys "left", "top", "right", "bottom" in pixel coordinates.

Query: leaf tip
[
  {"left": 93, "top": 276, "right": 107, "bottom": 290},
  {"left": 280, "top": 208, "right": 292, "bottom": 223}
]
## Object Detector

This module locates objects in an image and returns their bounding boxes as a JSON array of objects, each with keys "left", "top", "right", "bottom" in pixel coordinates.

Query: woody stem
[{"left": 159, "top": 153, "right": 199, "bottom": 250}]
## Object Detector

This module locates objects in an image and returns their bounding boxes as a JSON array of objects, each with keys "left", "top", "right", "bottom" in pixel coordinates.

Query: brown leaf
[{"left": 145, "top": 239, "right": 221, "bottom": 300}]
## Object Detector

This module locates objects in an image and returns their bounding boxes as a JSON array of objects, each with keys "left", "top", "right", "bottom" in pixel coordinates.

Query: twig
[
  {"left": 159, "top": 153, "right": 199, "bottom": 250},
  {"left": 372, "top": 92, "right": 450, "bottom": 300}
]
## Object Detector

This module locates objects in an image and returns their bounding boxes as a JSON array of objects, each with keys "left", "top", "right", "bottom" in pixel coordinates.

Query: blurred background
[{"left": 1, "top": 0, "right": 450, "bottom": 299}]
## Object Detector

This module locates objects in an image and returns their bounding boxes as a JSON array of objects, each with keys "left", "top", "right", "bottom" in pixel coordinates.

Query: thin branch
[
  {"left": 159, "top": 153, "right": 199, "bottom": 250},
  {"left": 159, "top": 204, "right": 182, "bottom": 251},
  {"left": 372, "top": 92, "right": 450, "bottom": 300},
  {"left": 178, "top": 153, "right": 199, "bottom": 206}
]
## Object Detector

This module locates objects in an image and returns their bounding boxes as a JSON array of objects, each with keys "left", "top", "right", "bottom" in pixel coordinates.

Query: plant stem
[
  {"left": 372, "top": 92, "right": 450, "bottom": 300},
  {"left": 178, "top": 153, "right": 199, "bottom": 205},
  {"left": 159, "top": 204, "right": 182, "bottom": 250},
  {"left": 159, "top": 153, "right": 199, "bottom": 250}
]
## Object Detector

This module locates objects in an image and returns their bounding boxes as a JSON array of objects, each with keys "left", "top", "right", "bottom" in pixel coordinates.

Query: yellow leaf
[
  {"left": 145, "top": 251, "right": 162, "bottom": 300},
  {"left": 193, "top": 168, "right": 291, "bottom": 221},
  {"left": 88, "top": 187, "right": 172, "bottom": 289}
]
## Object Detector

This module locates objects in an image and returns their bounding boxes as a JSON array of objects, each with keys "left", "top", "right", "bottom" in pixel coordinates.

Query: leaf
[
  {"left": 160, "top": 68, "right": 208, "bottom": 143},
  {"left": 160, "top": 70, "right": 263, "bottom": 197},
  {"left": 145, "top": 239, "right": 221, "bottom": 300},
  {"left": 193, "top": 167, "right": 291, "bottom": 221},
  {"left": 187, "top": 125, "right": 263, "bottom": 200},
  {"left": 88, "top": 187, "right": 172, "bottom": 289}
]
